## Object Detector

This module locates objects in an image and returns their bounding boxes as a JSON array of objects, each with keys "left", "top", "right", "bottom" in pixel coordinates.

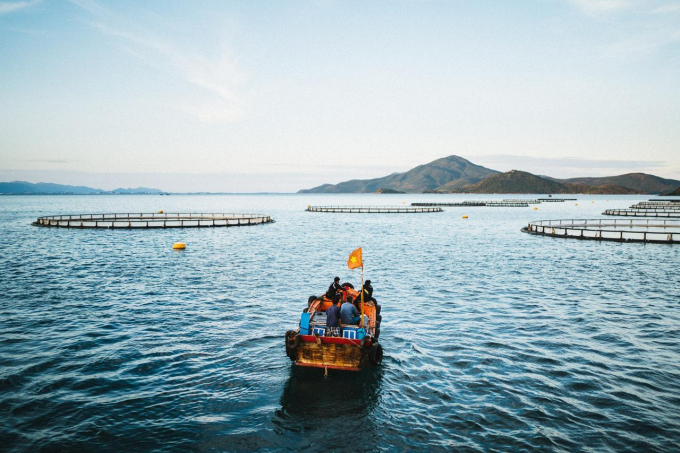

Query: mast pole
[{"left": 360, "top": 264, "right": 364, "bottom": 328}]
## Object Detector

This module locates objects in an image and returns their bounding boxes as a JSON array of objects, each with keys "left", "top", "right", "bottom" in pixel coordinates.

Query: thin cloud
[
  {"left": 468, "top": 155, "right": 671, "bottom": 178},
  {"left": 70, "top": 0, "right": 244, "bottom": 123},
  {"left": 650, "top": 2, "right": 680, "bottom": 13},
  {"left": 473, "top": 155, "right": 665, "bottom": 169},
  {"left": 0, "top": 0, "right": 39, "bottom": 15},
  {"left": 566, "top": 0, "right": 636, "bottom": 15},
  {"left": 27, "top": 159, "right": 77, "bottom": 164}
]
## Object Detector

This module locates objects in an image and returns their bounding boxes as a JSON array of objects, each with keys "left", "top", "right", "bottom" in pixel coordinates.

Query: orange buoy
[{"left": 173, "top": 242, "right": 186, "bottom": 250}]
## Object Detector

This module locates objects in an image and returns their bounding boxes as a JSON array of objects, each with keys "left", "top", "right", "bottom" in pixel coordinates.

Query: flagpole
[{"left": 360, "top": 263, "right": 364, "bottom": 328}]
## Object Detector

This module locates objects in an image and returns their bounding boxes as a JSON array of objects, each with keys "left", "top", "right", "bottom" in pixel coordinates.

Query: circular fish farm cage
[
  {"left": 629, "top": 203, "right": 680, "bottom": 210},
  {"left": 604, "top": 209, "right": 680, "bottom": 218},
  {"left": 604, "top": 200, "right": 680, "bottom": 218},
  {"left": 412, "top": 202, "right": 529, "bottom": 207},
  {"left": 522, "top": 219, "right": 680, "bottom": 244},
  {"left": 306, "top": 205, "right": 442, "bottom": 213},
  {"left": 33, "top": 213, "right": 274, "bottom": 229}
]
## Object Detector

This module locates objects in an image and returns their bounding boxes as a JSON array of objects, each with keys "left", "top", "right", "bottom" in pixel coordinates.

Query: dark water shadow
[{"left": 271, "top": 364, "right": 385, "bottom": 450}]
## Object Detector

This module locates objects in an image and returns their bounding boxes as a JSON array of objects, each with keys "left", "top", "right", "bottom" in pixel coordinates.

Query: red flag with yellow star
[{"left": 347, "top": 247, "right": 363, "bottom": 269}]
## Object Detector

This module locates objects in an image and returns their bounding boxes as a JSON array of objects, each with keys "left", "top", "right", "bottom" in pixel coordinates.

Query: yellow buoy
[
  {"left": 462, "top": 215, "right": 468, "bottom": 219},
  {"left": 158, "top": 209, "right": 164, "bottom": 213},
  {"left": 533, "top": 207, "right": 538, "bottom": 210},
  {"left": 591, "top": 201, "right": 594, "bottom": 203},
  {"left": 575, "top": 203, "right": 578, "bottom": 206},
  {"left": 173, "top": 242, "right": 186, "bottom": 250}
]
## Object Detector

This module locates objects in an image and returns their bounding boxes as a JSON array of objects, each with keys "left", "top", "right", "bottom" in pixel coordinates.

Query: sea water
[{"left": 1, "top": 194, "right": 679, "bottom": 451}]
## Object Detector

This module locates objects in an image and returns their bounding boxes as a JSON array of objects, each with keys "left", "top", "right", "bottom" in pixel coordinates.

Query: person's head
[
  {"left": 346, "top": 296, "right": 353, "bottom": 304},
  {"left": 334, "top": 276, "right": 340, "bottom": 283},
  {"left": 333, "top": 294, "right": 341, "bottom": 305},
  {"left": 365, "top": 280, "right": 371, "bottom": 286}
]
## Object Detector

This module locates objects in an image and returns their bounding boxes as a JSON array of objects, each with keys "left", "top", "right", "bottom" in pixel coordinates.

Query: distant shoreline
[{"left": 2, "top": 192, "right": 677, "bottom": 196}]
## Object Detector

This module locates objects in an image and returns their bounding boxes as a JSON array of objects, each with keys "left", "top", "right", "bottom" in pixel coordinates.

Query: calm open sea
[{"left": 1, "top": 194, "right": 679, "bottom": 451}]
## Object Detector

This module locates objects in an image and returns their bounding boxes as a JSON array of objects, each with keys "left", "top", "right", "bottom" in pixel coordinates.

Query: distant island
[
  {"left": 299, "top": 155, "right": 680, "bottom": 195},
  {"left": 0, "top": 181, "right": 163, "bottom": 195}
]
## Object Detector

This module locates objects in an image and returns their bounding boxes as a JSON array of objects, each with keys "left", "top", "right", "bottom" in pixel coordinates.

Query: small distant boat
[
  {"left": 285, "top": 248, "right": 383, "bottom": 372},
  {"left": 285, "top": 285, "right": 383, "bottom": 371}
]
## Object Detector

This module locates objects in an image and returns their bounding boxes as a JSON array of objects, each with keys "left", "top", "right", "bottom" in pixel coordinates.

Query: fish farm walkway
[
  {"left": 411, "top": 202, "right": 529, "bottom": 207},
  {"left": 33, "top": 213, "right": 274, "bottom": 228},
  {"left": 537, "top": 198, "right": 575, "bottom": 202},
  {"left": 522, "top": 219, "right": 680, "bottom": 244},
  {"left": 306, "top": 206, "right": 442, "bottom": 213}
]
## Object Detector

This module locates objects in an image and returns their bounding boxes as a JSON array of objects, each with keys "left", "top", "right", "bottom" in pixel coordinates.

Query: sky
[{"left": 0, "top": 0, "right": 679, "bottom": 192}]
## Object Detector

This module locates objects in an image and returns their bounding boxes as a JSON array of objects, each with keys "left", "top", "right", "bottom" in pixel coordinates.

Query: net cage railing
[
  {"left": 523, "top": 218, "right": 680, "bottom": 243},
  {"left": 411, "top": 201, "right": 528, "bottom": 207},
  {"left": 628, "top": 205, "right": 680, "bottom": 211},
  {"left": 306, "top": 205, "right": 442, "bottom": 212},
  {"left": 604, "top": 209, "right": 680, "bottom": 218},
  {"left": 33, "top": 213, "right": 274, "bottom": 228}
]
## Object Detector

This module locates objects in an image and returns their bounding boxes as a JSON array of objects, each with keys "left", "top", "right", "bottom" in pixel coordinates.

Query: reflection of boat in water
[
  {"left": 273, "top": 365, "right": 384, "bottom": 443},
  {"left": 285, "top": 284, "right": 384, "bottom": 371}
]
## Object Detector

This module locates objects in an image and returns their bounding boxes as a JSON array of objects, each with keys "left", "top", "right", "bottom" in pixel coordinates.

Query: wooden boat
[{"left": 285, "top": 285, "right": 383, "bottom": 371}]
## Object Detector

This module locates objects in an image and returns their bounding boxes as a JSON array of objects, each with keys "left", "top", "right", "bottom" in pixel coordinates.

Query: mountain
[
  {"left": 556, "top": 173, "right": 680, "bottom": 195},
  {"left": 110, "top": 187, "right": 163, "bottom": 194},
  {"left": 299, "top": 155, "right": 677, "bottom": 194},
  {"left": 663, "top": 186, "right": 680, "bottom": 196},
  {"left": 298, "top": 155, "right": 499, "bottom": 193},
  {"left": 450, "top": 170, "right": 640, "bottom": 194},
  {"left": 458, "top": 170, "right": 569, "bottom": 193},
  {"left": 0, "top": 181, "right": 162, "bottom": 195}
]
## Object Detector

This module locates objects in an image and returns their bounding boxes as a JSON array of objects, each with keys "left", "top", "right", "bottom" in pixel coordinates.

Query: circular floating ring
[
  {"left": 32, "top": 212, "right": 274, "bottom": 229},
  {"left": 522, "top": 219, "right": 680, "bottom": 244}
]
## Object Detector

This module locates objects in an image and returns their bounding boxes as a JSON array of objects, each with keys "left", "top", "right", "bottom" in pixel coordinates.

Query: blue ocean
[{"left": 1, "top": 194, "right": 679, "bottom": 451}]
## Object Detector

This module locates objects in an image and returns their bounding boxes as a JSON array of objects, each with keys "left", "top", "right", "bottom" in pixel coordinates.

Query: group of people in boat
[{"left": 323, "top": 276, "right": 376, "bottom": 337}]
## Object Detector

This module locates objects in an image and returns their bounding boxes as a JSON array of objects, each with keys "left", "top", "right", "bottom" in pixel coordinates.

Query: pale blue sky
[{"left": 1, "top": 0, "right": 679, "bottom": 192}]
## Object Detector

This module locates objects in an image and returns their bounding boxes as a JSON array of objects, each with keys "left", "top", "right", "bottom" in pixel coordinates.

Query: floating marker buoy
[
  {"left": 591, "top": 201, "right": 594, "bottom": 203},
  {"left": 575, "top": 203, "right": 578, "bottom": 206},
  {"left": 462, "top": 215, "right": 468, "bottom": 219},
  {"left": 158, "top": 210, "right": 164, "bottom": 213},
  {"left": 533, "top": 207, "right": 538, "bottom": 210},
  {"left": 173, "top": 242, "right": 186, "bottom": 250}
]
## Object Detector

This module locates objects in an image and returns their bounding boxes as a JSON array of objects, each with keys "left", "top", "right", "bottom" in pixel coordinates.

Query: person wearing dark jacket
[
  {"left": 360, "top": 280, "right": 377, "bottom": 303},
  {"left": 326, "top": 276, "right": 344, "bottom": 299},
  {"left": 325, "top": 297, "right": 342, "bottom": 337}
]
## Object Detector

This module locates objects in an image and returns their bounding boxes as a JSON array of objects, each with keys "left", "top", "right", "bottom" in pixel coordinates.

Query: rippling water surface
[{"left": 1, "top": 194, "right": 679, "bottom": 451}]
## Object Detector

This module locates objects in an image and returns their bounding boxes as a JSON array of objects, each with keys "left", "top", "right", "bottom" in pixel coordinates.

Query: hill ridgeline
[{"left": 299, "top": 156, "right": 679, "bottom": 194}]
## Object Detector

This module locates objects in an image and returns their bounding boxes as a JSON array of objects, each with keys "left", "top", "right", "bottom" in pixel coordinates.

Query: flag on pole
[{"left": 347, "top": 247, "right": 363, "bottom": 269}]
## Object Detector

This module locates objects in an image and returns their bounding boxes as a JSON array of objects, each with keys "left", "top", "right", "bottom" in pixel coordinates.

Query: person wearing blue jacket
[{"left": 341, "top": 296, "right": 361, "bottom": 325}]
